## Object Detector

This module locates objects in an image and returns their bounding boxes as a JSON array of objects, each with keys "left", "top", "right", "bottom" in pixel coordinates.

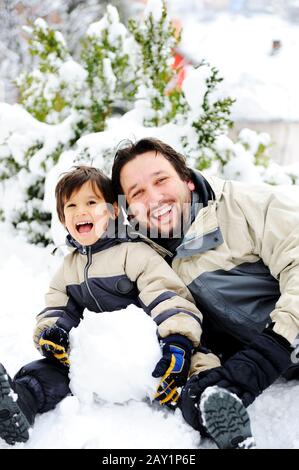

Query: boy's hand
[
  {"left": 39, "top": 325, "right": 70, "bottom": 366},
  {"left": 152, "top": 335, "right": 192, "bottom": 406}
]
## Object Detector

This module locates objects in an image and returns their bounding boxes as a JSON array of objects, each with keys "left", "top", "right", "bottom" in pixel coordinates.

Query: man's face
[
  {"left": 63, "top": 181, "right": 115, "bottom": 246},
  {"left": 120, "top": 151, "right": 195, "bottom": 237}
]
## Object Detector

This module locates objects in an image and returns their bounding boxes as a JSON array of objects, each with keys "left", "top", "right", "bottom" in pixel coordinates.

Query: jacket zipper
[{"left": 83, "top": 246, "right": 104, "bottom": 312}]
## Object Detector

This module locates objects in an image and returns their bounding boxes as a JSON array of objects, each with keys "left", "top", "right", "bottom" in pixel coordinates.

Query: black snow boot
[
  {"left": 199, "top": 386, "right": 256, "bottom": 449},
  {"left": 0, "top": 363, "right": 32, "bottom": 445}
]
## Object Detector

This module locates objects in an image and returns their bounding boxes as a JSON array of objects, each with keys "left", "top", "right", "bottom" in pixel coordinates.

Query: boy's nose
[{"left": 76, "top": 207, "right": 89, "bottom": 217}]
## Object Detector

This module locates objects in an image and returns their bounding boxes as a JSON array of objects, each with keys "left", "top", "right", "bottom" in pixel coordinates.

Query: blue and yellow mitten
[{"left": 152, "top": 334, "right": 193, "bottom": 406}]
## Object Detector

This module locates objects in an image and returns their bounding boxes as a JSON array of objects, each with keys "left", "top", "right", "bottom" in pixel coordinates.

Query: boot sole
[
  {"left": 0, "top": 364, "right": 30, "bottom": 445},
  {"left": 200, "top": 386, "right": 256, "bottom": 449}
]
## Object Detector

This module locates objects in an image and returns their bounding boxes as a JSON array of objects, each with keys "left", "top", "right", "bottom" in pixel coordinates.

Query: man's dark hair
[
  {"left": 111, "top": 137, "right": 192, "bottom": 195},
  {"left": 55, "top": 165, "right": 115, "bottom": 224}
]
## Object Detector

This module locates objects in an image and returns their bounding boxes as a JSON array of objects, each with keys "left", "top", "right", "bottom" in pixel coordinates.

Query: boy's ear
[{"left": 112, "top": 202, "right": 119, "bottom": 219}]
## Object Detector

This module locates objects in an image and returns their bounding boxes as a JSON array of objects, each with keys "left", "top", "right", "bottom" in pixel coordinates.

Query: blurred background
[{"left": 1, "top": 0, "right": 299, "bottom": 164}]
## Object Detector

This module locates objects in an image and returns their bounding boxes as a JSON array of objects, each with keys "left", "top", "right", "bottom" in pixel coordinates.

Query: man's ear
[{"left": 187, "top": 180, "right": 195, "bottom": 191}]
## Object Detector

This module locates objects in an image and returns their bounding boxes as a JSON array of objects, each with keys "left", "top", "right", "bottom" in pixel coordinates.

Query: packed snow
[
  {"left": 69, "top": 306, "right": 161, "bottom": 404},
  {"left": 0, "top": 222, "right": 299, "bottom": 449}
]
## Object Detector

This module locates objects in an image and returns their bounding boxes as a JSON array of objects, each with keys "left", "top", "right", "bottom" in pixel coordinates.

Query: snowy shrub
[
  {"left": 181, "top": 63, "right": 235, "bottom": 170},
  {"left": 128, "top": 0, "right": 187, "bottom": 127},
  {"left": 16, "top": 18, "right": 73, "bottom": 124},
  {"left": 81, "top": 5, "right": 138, "bottom": 132}
]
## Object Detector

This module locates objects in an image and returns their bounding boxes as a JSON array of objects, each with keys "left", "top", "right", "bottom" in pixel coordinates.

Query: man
[{"left": 111, "top": 137, "right": 299, "bottom": 448}]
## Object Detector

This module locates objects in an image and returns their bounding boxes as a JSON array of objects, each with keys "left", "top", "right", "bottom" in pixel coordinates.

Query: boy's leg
[
  {"left": 0, "top": 363, "right": 30, "bottom": 445},
  {"left": 0, "top": 358, "right": 70, "bottom": 445}
]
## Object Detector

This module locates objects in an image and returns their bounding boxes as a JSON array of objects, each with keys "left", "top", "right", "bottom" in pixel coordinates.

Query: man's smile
[{"left": 151, "top": 204, "right": 173, "bottom": 221}]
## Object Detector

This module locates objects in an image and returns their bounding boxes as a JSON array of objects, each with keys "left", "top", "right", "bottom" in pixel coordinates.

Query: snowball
[{"left": 69, "top": 306, "right": 161, "bottom": 404}]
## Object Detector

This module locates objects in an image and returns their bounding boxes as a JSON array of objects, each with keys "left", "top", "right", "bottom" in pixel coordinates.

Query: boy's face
[{"left": 63, "top": 181, "right": 115, "bottom": 246}]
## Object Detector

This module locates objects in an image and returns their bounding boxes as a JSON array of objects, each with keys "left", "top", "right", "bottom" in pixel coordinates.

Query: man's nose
[{"left": 145, "top": 185, "right": 164, "bottom": 205}]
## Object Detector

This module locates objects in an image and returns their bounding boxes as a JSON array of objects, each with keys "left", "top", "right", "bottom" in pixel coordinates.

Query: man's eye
[
  {"left": 156, "top": 177, "right": 167, "bottom": 184},
  {"left": 132, "top": 190, "right": 143, "bottom": 198}
]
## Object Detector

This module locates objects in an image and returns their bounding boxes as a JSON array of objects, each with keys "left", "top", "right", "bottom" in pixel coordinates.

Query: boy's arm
[
  {"left": 33, "top": 262, "right": 84, "bottom": 354},
  {"left": 125, "top": 242, "right": 202, "bottom": 346}
]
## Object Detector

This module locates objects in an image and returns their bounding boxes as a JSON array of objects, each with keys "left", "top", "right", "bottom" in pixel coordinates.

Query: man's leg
[
  {"left": 179, "top": 375, "right": 255, "bottom": 449},
  {"left": 0, "top": 358, "right": 70, "bottom": 445},
  {"left": 198, "top": 386, "right": 255, "bottom": 449}
]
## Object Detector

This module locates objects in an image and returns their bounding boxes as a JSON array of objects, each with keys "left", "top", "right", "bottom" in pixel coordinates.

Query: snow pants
[{"left": 13, "top": 358, "right": 70, "bottom": 425}]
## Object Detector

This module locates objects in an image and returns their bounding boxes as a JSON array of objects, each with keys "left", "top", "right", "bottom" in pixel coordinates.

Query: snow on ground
[
  {"left": 0, "top": 222, "right": 299, "bottom": 449},
  {"left": 180, "top": 13, "right": 299, "bottom": 121}
]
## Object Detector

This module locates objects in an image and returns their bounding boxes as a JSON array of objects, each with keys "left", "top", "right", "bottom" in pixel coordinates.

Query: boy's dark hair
[
  {"left": 55, "top": 165, "right": 115, "bottom": 224},
  {"left": 111, "top": 137, "right": 192, "bottom": 195}
]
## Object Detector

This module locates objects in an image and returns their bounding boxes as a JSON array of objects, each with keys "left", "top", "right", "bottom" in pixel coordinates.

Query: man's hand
[
  {"left": 152, "top": 335, "right": 192, "bottom": 406},
  {"left": 180, "top": 326, "right": 293, "bottom": 431},
  {"left": 39, "top": 325, "right": 70, "bottom": 366}
]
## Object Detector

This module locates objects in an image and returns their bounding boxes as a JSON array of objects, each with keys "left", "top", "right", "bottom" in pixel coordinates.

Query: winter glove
[
  {"left": 152, "top": 334, "right": 193, "bottom": 406},
  {"left": 180, "top": 325, "right": 293, "bottom": 432},
  {"left": 39, "top": 325, "right": 70, "bottom": 366}
]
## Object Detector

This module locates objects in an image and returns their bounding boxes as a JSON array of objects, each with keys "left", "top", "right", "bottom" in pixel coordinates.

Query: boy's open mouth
[{"left": 76, "top": 221, "right": 94, "bottom": 234}]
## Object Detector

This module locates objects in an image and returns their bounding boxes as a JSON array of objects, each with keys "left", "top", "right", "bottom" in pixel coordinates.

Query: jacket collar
[
  {"left": 174, "top": 171, "right": 225, "bottom": 258},
  {"left": 65, "top": 218, "right": 130, "bottom": 255}
]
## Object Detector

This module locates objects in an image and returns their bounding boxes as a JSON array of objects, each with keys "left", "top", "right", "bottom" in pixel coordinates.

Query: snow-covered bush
[
  {"left": 81, "top": 4, "right": 138, "bottom": 132},
  {"left": 17, "top": 18, "right": 74, "bottom": 124},
  {"left": 181, "top": 64, "right": 235, "bottom": 169},
  {"left": 128, "top": 0, "right": 187, "bottom": 127}
]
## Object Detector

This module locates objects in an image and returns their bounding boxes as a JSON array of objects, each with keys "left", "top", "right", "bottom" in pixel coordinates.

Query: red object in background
[{"left": 172, "top": 49, "right": 187, "bottom": 89}]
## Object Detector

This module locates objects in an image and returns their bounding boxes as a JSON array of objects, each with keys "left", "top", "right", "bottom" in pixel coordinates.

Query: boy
[{"left": 0, "top": 166, "right": 220, "bottom": 446}]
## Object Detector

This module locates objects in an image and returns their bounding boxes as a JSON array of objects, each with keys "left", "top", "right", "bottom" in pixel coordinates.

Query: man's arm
[
  {"left": 125, "top": 241, "right": 206, "bottom": 405},
  {"left": 125, "top": 241, "right": 203, "bottom": 347}
]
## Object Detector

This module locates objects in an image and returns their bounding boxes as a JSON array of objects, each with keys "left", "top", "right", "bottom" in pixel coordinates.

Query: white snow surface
[
  {"left": 0, "top": 222, "right": 299, "bottom": 449},
  {"left": 180, "top": 13, "right": 299, "bottom": 121}
]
